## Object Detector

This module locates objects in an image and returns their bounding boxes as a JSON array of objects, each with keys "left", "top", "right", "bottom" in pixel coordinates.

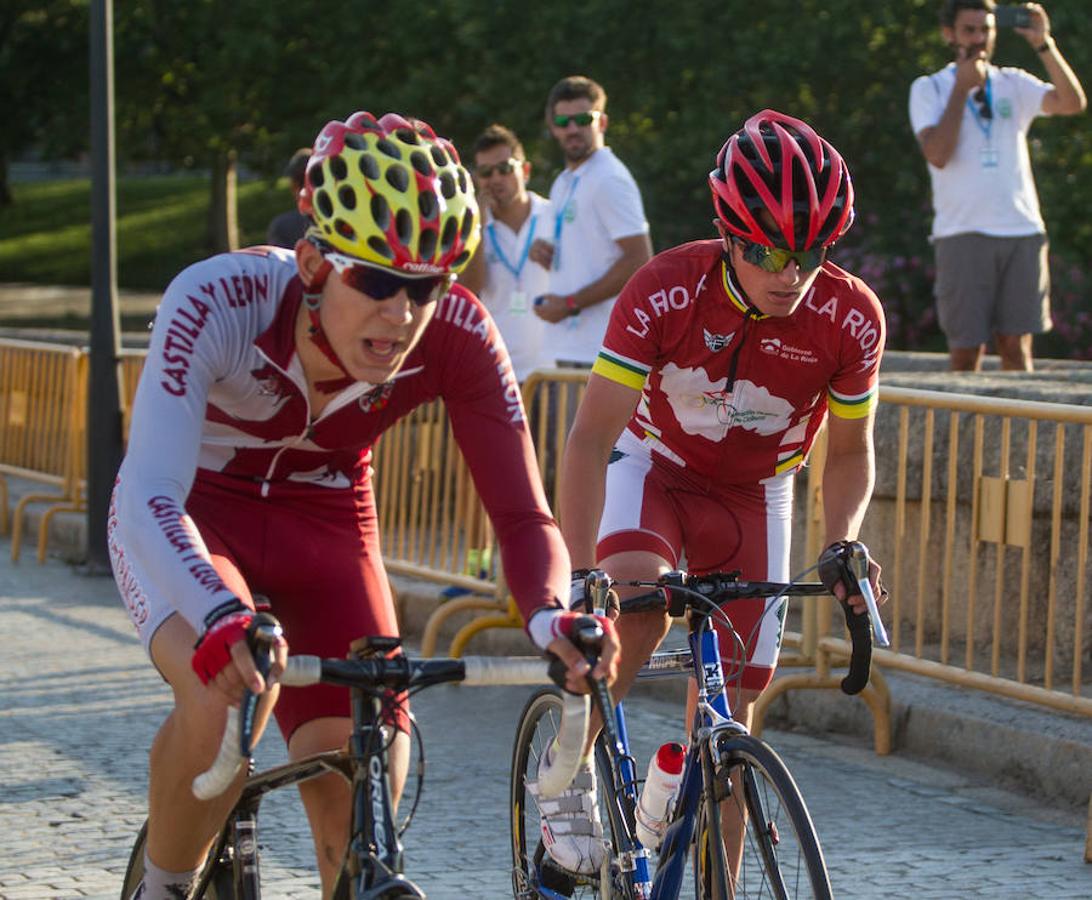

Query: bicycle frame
[{"left": 595, "top": 603, "right": 746, "bottom": 899}]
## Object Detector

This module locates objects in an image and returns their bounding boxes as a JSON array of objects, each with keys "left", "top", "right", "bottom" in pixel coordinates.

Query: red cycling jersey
[
  {"left": 109, "top": 247, "right": 568, "bottom": 644},
  {"left": 591, "top": 240, "right": 885, "bottom": 488}
]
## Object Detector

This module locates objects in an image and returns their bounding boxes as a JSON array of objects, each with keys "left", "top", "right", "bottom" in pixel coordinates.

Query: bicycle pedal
[{"left": 538, "top": 855, "right": 580, "bottom": 896}]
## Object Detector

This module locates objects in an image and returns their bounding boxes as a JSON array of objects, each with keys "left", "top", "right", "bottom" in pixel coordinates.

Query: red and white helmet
[{"left": 709, "top": 110, "right": 854, "bottom": 251}]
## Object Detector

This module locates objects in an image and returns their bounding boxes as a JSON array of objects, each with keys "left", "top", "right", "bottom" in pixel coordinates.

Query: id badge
[
  {"left": 980, "top": 147, "right": 999, "bottom": 169},
  {"left": 509, "top": 290, "right": 528, "bottom": 314}
]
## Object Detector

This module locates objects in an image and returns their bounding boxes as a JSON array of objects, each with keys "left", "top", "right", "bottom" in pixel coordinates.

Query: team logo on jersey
[
  {"left": 703, "top": 328, "right": 735, "bottom": 352},
  {"left": 759, "top": 337, "right": 818, "bottom": 364},
  {"left": 359, "top": 382, "right": 394, "bottom": 414},
  {"left": 608, "top": 448, "right": 627, "bottom": 465}
]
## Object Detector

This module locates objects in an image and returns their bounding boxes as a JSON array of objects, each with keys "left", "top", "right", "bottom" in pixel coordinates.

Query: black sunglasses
[
  {"left": 475, "top": 158, "right": 521, "bottom": 178},
  {"left": 973, "top": 87, "right": 993, "bottom": 120},
  {"left": 552, "top": 111, "right": 601, "bottom": 128},
  {"left": 331, "top": 258, "right": 452, "bottom": 305}
]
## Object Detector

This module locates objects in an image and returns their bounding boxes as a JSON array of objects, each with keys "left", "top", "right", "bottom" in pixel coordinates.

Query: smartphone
[{"left": 994, "top": 5, "right": 1031, "bottom": 28}]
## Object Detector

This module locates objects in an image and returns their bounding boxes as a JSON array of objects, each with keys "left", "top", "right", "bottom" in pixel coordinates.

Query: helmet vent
[
  {"left": 329, "top": 155, "right": 348, "bottom": 181},
  {"left": 430, "top": 146, "right": 449, "bottom": 167},
  {"left": 410, "top": 151, "right": 433, "bottom": 177},
  {"left": 386, "top": 165, "right": 410, "bottom": 193},
  {"left": 440, "top": 216, "right": 458, "bottom": 253},
  {"left": 338, "top": 185, "right": 357, "bottom": 210},
  {"left": 370, "top": 194, "right": 391, "bottom": 232},
  {"left": 367, "top": 236, "right": 394, "bottom": 259},
  {"left": 439, "top": 172, "right": 456, "bottom": 199},
  {"left": 310, "top": 165, "right": 325, "bottom": 189},
  {"left": 359, "top": 153, "right": 380, "bottom": 180},
  {"left": 452, "top": 249, "right": 471, "bottom": 270},
  {"left": 395, "top": 128, "right": 420, "bottom": 145},
  {"left": 376, "top": 138, "right": 402, "bottom": 160},
  {"left": 418, "top": 191, "right": 438, "bottom": 220},
  {"left": 418, "top": 226, "right": 438, "bottom": 260},
  {"left": 335, "top": 219, "right": 355, "bottom": 240},
  {"left": 460, "top": 209, "right": 475, "bottom": 242},
  {"left": 395, "top": 209, "right": 414, "bottom": 245},
  {"left": 316, "top": 190, "right": 334, "bottom": 219},
  {"left": 344, "top": 133, "right": 366, "bottom": 151},
  {"left": 457, "top": 169, "right": 468, "bottom": 193}
]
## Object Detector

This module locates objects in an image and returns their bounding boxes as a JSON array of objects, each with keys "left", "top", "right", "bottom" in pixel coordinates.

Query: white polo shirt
[
  {"left": 908, "top": 63, "right": 1051, "bottom": 239},
  {"left": 547, "top": 147, "right": 649, "bottom": 364},
  {"left": 478, "top": 192, "right": 553, "bottom": 382}
]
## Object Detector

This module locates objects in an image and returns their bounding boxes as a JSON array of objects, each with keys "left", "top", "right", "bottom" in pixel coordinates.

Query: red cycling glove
[{"left": 191, "top": 605, "right": 254, "bottom": 685}]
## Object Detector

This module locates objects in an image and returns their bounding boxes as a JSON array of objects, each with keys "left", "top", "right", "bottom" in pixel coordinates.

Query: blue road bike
[{"left": 511, "top": 541, "right": 882, "bottom": 900}]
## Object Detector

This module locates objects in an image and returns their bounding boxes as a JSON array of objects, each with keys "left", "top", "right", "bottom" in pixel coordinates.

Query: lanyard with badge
[
  {"left": 487, "top": 215, "right": 538, "bottom": 315},
  {"left": 967, "top": 76, "right": 998, "bottom": 169},
  {"left": 551, "top": 174, "right": 581, "bottom": 271}
]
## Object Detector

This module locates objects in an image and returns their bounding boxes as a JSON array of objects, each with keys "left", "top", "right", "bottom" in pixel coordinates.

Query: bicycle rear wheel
[
  {"left": 694, "top": 734, "right": 831, "bottom": 899},
  {"left": 510, "top": 688, "right": 631, "bottom": 899},
  {"left": 120, "top": 820, "right": 236, "bottom": 899}
]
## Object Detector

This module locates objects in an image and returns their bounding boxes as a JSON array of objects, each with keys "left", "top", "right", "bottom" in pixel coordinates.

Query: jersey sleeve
[
  {"left": 434, "top": 287, "right": 571, "bottom": 624},
  {"left": 827, "top": 278, "right": 886, "bottom": 420},
  {"left": 590, "top": 258, "right": 667, "bottom": 391},
  {"left": 108, "top": 258, "right": 249, "bottom": 635}
]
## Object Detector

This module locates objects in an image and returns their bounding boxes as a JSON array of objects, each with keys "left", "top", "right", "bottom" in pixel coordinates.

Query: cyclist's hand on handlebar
[
  {"left": 820, "top": 541, "right": 887, "bottom": 616},
  {"left": 529, "top": 608, "right": 620, "bottom": 693},
  {"left": 192, "top": 601, "right": 287, "bottom": 701}
]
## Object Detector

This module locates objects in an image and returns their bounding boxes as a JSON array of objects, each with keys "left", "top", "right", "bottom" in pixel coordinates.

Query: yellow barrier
[
  {"left": 757, "top": 385, "right": 1092, "bottom": 750},
  {"left": 0, "top": 339, "right": 87, "bottom": 561}
]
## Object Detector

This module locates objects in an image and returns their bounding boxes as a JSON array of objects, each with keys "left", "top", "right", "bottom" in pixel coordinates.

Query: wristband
[
  {"left": 565, "top": 295, "right": 579, "bottom": 316},
  {"left": 1036, "top": 40, "right": 1053, "bottom": 54}
]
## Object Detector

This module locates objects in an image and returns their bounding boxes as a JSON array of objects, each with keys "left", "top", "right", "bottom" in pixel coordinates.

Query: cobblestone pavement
[{"left": 1, "top": 548, "right": 1088, "bottom": 899}]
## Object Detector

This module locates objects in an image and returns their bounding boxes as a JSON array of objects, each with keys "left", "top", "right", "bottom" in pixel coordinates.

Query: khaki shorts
[{"left": 933, "top": 232, "right": 1051, "bottom": 349}]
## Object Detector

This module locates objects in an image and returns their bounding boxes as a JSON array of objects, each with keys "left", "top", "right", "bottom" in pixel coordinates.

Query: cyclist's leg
[
  {"left": 144, "top": 606, "right": 279, "bottom": 891},
  {"left": 264, "top": 479, "right": 409, "bottom": 896},
  {"left": 680, "top": 474, "right": 794, "bottom": 886}
]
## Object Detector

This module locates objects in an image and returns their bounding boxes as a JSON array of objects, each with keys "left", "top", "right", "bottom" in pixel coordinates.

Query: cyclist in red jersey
[
  {"left": 109, "top": 112, "right": 618, "bottom": 900},
  {"left": 540, "top": 110, "right": 887, "bottom": 876}
]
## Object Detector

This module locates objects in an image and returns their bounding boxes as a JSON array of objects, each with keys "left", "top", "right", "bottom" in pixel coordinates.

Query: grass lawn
[{"left": 0, "top": 174, "right": 290, "bottom": 293}]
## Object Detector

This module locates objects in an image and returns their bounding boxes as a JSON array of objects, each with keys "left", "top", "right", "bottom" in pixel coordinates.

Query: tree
[{"left": 0, "top": 1, "right": 89, "bottom": 207}]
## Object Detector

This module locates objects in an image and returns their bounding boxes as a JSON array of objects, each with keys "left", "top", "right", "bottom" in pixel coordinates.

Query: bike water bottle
[{"left": 635, "top": 741, "right": 686, "bottom": 850}]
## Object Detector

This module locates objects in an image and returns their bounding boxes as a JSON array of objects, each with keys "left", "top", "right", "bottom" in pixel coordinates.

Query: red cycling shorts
[
  {"left": 186, "top": 472, "right": 408, "bottom": 739},
  {"left": 596, "top": 431, "right": 794, "bottom": 692}
]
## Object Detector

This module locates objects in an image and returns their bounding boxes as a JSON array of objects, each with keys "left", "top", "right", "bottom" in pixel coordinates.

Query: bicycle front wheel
[
  {"left": 695, "top": 734, "right": 831, "bottom": 899},
  {"left": 511, "top": 688, "right": 629, "bottom": 899},
  {"left": 120, "top": 820, "right": 236, "bottom": 899}
]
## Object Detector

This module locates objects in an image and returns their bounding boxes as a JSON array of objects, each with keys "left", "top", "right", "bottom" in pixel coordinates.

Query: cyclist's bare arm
[
  {"left": 821, "top": 408, "right": 882, "bottom": 614},
  {"left": 559, "top": 374, "right": 641, "bottom": 569}
]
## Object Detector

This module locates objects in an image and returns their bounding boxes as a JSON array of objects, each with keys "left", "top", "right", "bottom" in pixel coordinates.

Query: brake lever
[{"left": 846, "top": 544, "right": 890, "bottom": 648}]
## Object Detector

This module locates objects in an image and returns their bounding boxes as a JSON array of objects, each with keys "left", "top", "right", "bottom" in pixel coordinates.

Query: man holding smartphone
[{"left": 909, "top": 1, "right": 1085, "bottom": 371}]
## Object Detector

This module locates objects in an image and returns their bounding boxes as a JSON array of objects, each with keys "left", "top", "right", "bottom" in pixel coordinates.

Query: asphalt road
[{"left": 0, "top": 545, "right": 1088, "bottom": 899}]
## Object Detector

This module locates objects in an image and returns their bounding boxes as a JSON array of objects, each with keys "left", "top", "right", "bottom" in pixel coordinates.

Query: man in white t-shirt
[
  {"left": 461, "top": 124, "right": 553, "bottom": 383},
  {"left": 909, "top": 0, "right": 1085, "bottom": 371},
  {"left": 529, "top": 75, "right": 653, "bottom": 367}
]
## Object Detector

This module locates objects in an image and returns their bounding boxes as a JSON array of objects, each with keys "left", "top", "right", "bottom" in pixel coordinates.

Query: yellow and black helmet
[{"left": 299, "top": 112, "right": 479, "bottom": 275}]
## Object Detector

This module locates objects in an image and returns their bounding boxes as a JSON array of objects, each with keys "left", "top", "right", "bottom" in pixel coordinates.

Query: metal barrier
[
  {"left": 0, "top": 339, "right": 87, "bottom": 561},
  {"left": 756, "top": 385, "right": 1092, "bottom": 748},
  {"left": 370, "top": 398, "right": 515, "bottom": 656}
]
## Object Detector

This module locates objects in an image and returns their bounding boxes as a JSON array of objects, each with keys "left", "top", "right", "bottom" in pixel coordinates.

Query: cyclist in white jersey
[{"left": 111, "top": 112, "right": 618, "bottom": 900}]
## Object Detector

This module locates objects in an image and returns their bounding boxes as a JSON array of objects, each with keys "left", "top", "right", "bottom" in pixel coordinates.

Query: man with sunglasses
[
  {"left": 461, "top": 123, "right": 553, "bottom": 384},
  {"left": 109, "top": 111, "right": 618, "bottom": 900},
  {"left": 539, "top": 110, "right": 887, "bottom": 881},
  {"left": 528, "top": 75, "right": 652, "bottom": 368},
  {"left": 909, "top": 0, "right": 1085, "bottom": 372}
]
